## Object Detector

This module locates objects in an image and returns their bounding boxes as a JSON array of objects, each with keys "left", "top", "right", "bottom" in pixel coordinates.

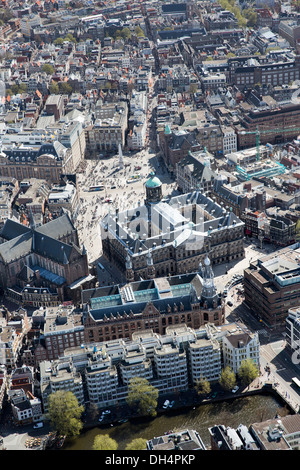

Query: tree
[
  {"left": 243, "top": 8, "right": 257, "bottom": 27},
  {"left": 125, "top": 438, "right": 147, "bottom": 451},
  {"left": 18, "top": 83, "right": 27, "bottom": 93},
  {"left": 93, "top": 434, "right": 118, "bottom": 451},
  {"left": 120, "top": 27, "right": 131, "bottom": 40},
  {"left": 64, "top": 33, "right": 77, "bottom": 43},
  {"left": 47, "top": 390, "right": 84, "bottom": 438},
  {"left": 42, "top": 64, "right": 54, "bottom": 75},
  {"left": 296, "top": 219, "right": 300, "bottom": 241},
  {"left": 127, "top": 377, "right": 159, "bottom": 417},
  {"left": 85, "top": 403, "right": 99, "bottom": 422},
  {"left": 238, "top": 359, "right": 259, "bottom": 387},
  {"left": 219, "top": 366, "right": 236, "bottom": 391},
  {"left": 49, "top": 82, "right": 59, "bottom": 94},
  {"left": 189, "top": 83, "right": 198, "bottom": 94},
  {"left": 135, "top": 26, "right": 145, "bottom": 38},
  {"left": 59, "top": 82, "right": 73, "bottom": 95},
  {"left": 194, "top": 376, "right": 211, "bottom": 396},
  {"left": 54, "top": 37, "right": 64, "bottom": 45}
]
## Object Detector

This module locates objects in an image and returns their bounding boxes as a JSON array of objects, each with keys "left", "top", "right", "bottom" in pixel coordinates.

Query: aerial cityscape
[{"left": 0, "top": 0, "right": 300, "bottom": 453}]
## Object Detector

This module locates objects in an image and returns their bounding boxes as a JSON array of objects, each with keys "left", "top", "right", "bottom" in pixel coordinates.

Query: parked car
[
  {"left": 33, "top": 422, "right": 43, "bottom": 429},
  {"left": 163, "top": 400, "right": 170, "bottom": 409},
  {"left": 227, "top": 301, "right": 233, "bottom": 307},
  {"left": 232, "top": 386, "right": 239, "bottom": 393},
  {"left": 169, "top": 401, "right": 175, "bottom": 408}
]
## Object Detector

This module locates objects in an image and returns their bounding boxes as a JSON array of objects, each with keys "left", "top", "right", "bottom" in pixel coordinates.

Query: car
[
  {"left": 33, "top": 422, "right": 43, "bottom": 429},
  {"left": 227, "top": 301, "right": 233, "bottom": 307},
  {"left": 102, "top": 410, "right": 111, "bottom": 414},
  {"left": 163, "top": 400, "right": 170, "bottom": 409},
  {"left": 110, "top": 185, "right": 116, "bottom": 189},
  {"left": 211, "top": 392, "right": 218, "bottom": 398},
  {"left": 169, "top": 401, "right": 175, "bottom": 408},
  {"left": 105, "top": 199, "right": 112, "bottom": 203},
  {"left": 232, "top": 386, "right": 239, "bottom": 393},
  {"left": 134, "top": 166, "right": 141, "bottom": 170}
]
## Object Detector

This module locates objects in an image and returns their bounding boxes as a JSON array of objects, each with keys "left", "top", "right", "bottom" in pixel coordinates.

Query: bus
[
  {"left": 127, "top": 174, "right": 141, "bottom": 184},
  {"left": 89, "top": 185, "right": 105, "bottom": 192},
  {"left": 292, "top": 377, "right": 300, "bottom": 389}
]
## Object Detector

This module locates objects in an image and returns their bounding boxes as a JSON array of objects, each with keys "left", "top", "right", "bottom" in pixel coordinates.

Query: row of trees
[
  {"left": 218, "top": 0, "right": 257, "bottom": 28},
  {"left": 195, "top": 358, "right": 259, "bottom": 396},
  {"left": 106, "top": 26, "right": 145, "bottom": 41}
]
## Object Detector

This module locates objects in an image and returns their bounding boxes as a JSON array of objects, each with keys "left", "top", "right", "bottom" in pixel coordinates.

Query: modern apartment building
[
  {"left": 188, "top": 333, "right": 222, "bottom": 384},
  {"left": 244, "top": 243, "right": 300, "bottom": 328},
  {"left": 38, "top": 320, "right": 257, "bottom": 411},
  {"left": 39, "top": 322, "right": 224, "bottom": 410},
  {"left": 153, "top": 342, "right": 189, "bottom": 391},
  {"left": 285, "top": 307, "right": 300, "bottom": 362},
  {"left": 40, "top": 359, "right": 85, "bottom": 413},
  {"left": 236, "top": 103, "right": 300, "bottom": 149},
  {"left": 85, "top": 353, "right": 120, "bottom": 407}
]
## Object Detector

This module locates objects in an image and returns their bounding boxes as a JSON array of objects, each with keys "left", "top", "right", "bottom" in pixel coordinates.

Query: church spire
[
  {"left": 146, "top": 249, "right": 155, "bottom": 279},
  {"left": 125, "top": 250, "right": 134, "bottom": 282},
  {"left": 199, "top": 255, "right": 217, "bottom": 300}
]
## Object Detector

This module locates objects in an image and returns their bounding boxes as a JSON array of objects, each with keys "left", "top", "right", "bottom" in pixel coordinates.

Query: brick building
[
  {"left": 244, "top": 243, "right": 300, "bottom": 328},
  {"left": 82, "top": 263, "right": 225, "bottom": 344},
  {"left": 236, "top": 103, "right": 300, "bottom": 149},
  {"left": 0, "top": 213, "right": 93, "bottom": 304}
]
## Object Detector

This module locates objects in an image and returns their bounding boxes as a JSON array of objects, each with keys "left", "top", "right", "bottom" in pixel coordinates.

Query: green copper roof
[
  {"left": 145, "top": 172, "right": 162, "bottom": 188},
  {"left": 164, "top": 124, "right": 171, "bottom": 135}
]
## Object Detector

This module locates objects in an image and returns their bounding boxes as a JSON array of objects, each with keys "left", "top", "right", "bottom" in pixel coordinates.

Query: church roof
[{"left": 0, "top": 214, "right": 77, "bottom": 265}]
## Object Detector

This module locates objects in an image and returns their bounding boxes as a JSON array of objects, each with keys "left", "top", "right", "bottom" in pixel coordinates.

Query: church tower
[
  {"left": 199, "top": 255, "right": 218, "bottom": 306},
  {"left": 125, "top": 251, "right": 135, "bottom": 282},
  {"left": 145, "top": 171, "right": 163, "bottom": 205},
  {"left": 146, "top": 249, "right": 155, "bottom": 279}
]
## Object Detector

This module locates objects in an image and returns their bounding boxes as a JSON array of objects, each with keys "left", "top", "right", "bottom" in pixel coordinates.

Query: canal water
[{"left": 63, "top": 394, "right": 286, "bottom": 450}]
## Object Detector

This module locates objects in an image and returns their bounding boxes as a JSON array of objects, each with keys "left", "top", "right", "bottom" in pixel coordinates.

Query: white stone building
[
  {"left": 222, "top": 331, "right": 260, "bottom": 374},
  {"left": 222, "top": 126, "right": 237, "bottom": 155}
]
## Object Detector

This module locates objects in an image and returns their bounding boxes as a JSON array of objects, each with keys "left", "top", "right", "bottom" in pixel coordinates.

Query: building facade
[
  {"left": 82, "top": 266, "right": 225, "bottom": 344},
  {"left": 0, "top": 213, "right": 92, "bottom": 305},
  {"left": 222, "top": 331, "right": 260, "bottom": 374},
  {"left": 244, "top": 243, "right": 300, "bottom": 328},
  {"left": 100, "top": 183, "right": 245, "bottom": 279}
]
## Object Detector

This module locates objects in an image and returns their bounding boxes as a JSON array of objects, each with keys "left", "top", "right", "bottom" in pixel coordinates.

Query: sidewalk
[{"left": 0, "top": 421, "right": 51, "bottom": 450}]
